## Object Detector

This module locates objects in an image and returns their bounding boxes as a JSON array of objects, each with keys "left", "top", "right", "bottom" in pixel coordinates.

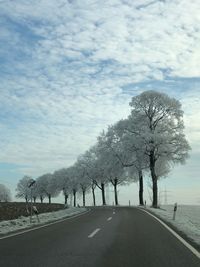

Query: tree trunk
[
  {"left": 64, "top": 194, "right": 68, "bottom": 205},
  {"left": 25, "top": 196, "right": 28, "bottom": 203},
  {"left": 92, "top": 186, "right": 96, "bottom": 206},
  {"left": 73, "top": 189, "right": 76, "bottom": 207},
  {"left": 152, "top": 178, "right": 158, "bottom": 207},
  {"left": 101, "top": 183, "right": 106, "bottom": 205},
  {"left": 33, "top": 197, "right": 36, "bottom": 203},
  {"left": 48, "top": 194, "right": 51, "bottom": 204},
  {"left": 82, "top": 190, "right": 86, "bottom": 207},
  {"left": 40, "top": 196, "right": 43, "bottom": 203},
  {"left": 139, "top": 170, "right": 144, "bottom": 206},
  {"left": 150, "top": 151, "right": 158, "bottom": 208},
  {"left": 113, "top": 179, "right": 118, "bottom": 206}
]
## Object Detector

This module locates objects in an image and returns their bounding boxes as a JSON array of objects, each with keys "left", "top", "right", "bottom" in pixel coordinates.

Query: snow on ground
[
  {"left": 0, "top": 207, "right": 87, "bottom": 236},
  {"left": 147, "top": 205, "right": 200, "bottom": 246}
]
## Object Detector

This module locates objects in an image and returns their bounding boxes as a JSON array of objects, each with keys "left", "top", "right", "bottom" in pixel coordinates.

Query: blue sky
[{"left": 0, "top": 0, "right": 200, "bottom": 204}]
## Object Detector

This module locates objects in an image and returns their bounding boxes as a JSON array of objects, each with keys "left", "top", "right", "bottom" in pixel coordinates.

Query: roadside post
[
  {"left": 173, "top": 202, "right": 178, "bottom": 220},
  {"left": 33, "top": 205, "right": 40, "bottom": 223},
  {"left": 28, "top": 179, "right": 36, "bottom": 223},
  {"left": 129, "top": 200, "right": 130, "bottom": 206}
]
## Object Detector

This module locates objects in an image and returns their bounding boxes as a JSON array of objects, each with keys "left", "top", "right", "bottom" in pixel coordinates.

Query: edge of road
[
  {"left": 138, "top": 207, "right": 200, "bottom": 259},
  {"left": 0, "top": 208, "right": 91, "bottom": 240}
]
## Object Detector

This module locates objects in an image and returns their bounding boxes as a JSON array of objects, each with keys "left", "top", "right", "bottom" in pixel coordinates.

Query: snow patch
[
  {"left": 0, "top": 207, "right": 87, "bottom": 236},
  {"left": 147, "top": 205, "right": 200, "bottom": 246}
]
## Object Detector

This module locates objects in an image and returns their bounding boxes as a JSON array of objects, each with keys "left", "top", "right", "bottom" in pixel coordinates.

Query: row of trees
[{"left": 16, "top": 91, "right": 190, "bottom": 208}]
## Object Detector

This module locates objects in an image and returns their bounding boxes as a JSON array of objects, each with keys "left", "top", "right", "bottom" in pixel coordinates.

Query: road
[{"left": 0, "top": 207, "right": 199, "bottom": 267}]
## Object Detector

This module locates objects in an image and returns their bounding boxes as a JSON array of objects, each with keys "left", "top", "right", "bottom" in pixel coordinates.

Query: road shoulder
[{"left": 138, "top": 207, "right": 200, "bottom": 255}]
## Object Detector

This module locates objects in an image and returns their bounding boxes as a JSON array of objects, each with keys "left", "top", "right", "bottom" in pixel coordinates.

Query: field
[{"left": 0, "top": 202, "right": 64, "bottom": 221}]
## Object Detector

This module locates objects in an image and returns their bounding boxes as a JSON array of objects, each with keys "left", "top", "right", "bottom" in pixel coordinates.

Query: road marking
[
  {"left": 0, "top": 209, "right": 91, "bottom": 240},
  {"left": 140, "top": 208, "right": 200, "bottom": 259},
  {"left": 88, "top": 228, "right": 100, "bottom": 238},
  {"left": 107, "top": 217, "right": 112, "bottom": 221},
  {"left": 113, "top": 211, "right": 115, "bottom": 215}
]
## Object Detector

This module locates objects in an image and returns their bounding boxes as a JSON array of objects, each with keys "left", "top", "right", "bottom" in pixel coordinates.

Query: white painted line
[
  {"left": 88, "top": 228, "right": 100, "bottom": 238},
  {"left": 113, "top": 211, "right": 115, "bottom": 215},
  {"left": 107, "top": 217, "right": 112, "bottom": 221},
  {"left": 140, "top": 209, "right": 200, "bottom": 259},
  {"left": 0, "top": 209, "right": 91, "bottom": 241}
]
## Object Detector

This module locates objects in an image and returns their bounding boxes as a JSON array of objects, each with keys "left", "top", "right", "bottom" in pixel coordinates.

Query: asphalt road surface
[{"left": 0, "top": 207, "right": 199, "bottom": 267}]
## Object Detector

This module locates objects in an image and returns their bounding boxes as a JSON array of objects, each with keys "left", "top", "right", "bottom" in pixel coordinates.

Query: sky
[{"left": 0, "top": 0, "right": 199, "bottom": 205}]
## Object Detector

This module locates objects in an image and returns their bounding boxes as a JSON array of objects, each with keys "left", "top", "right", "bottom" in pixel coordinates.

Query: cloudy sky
[{"left": 0, "top": 0, "right": 199, "bottom": 204}]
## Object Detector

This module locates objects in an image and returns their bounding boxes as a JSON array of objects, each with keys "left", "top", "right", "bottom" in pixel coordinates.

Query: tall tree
[
  {"left": 104, "top": 123, "right": 148, "bottom": 206},
  {"left": 129, "top": 90, "right": 190, "bottom": 207}
]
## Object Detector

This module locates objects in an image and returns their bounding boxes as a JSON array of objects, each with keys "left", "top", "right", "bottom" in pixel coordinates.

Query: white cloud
[
  {"left": 0, "top": 0, "right": 200, "bottom": 179},
  {"left": 1, "top": 0, "right": 200, "bottom": 78}
]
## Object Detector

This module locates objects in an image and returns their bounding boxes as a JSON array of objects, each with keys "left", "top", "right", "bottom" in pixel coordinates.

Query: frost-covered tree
[
  {"left": 65, "top": 166, "right": 79, "bottom": 207},
  {"left": 37, "top": 173, "right": 60, "bottom": 203},
  {"left": 84, "top": 147, "right": 109, "bottom": 205},
  {"left": 74, "top": 160, "right": 91, "bottom": 207},
  {"left": 126, "top": 151, "right": 147, "bottom": 206},
  {"left": 78, "top": 152, "right": 97, "bottom": 206},
  {"left": 103, "top": 123, "right": 148, "bottom": 206},
  {"left": 16, "top": 176, "right": 32, "bottom": 203},
  {"left": 35, "top": 180, "right": 46, "bottom": 203},
  {"left": 129, "top": 90, "right": 190, "bottom": 207},
  {"left": 0, "top": 184, "right": 11, "bottom": 202},
  {"left": 53, "top": 168, "right": 71, "bottom": 205},
  {"left": 97, "top": 132, "right": 130, "bottom": 205}
]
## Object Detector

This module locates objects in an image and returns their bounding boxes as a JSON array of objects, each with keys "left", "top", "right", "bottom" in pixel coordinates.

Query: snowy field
[
  {"left": 147, "top": 205, "right": 200, "bottom": 246},
  {"left": 0, "top": 207, "right": 87, "bottom": 236}
]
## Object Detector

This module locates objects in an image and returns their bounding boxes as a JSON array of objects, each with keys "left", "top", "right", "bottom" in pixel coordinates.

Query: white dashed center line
[
  {"left": 113, "top": 211, "right": 115, "bottom": 215},
  {"left": 88, "top": 228, "right": 101, "bottom": 238},
  {"left": 107, "top": 217, "right": 112, "bottom": 221}
]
